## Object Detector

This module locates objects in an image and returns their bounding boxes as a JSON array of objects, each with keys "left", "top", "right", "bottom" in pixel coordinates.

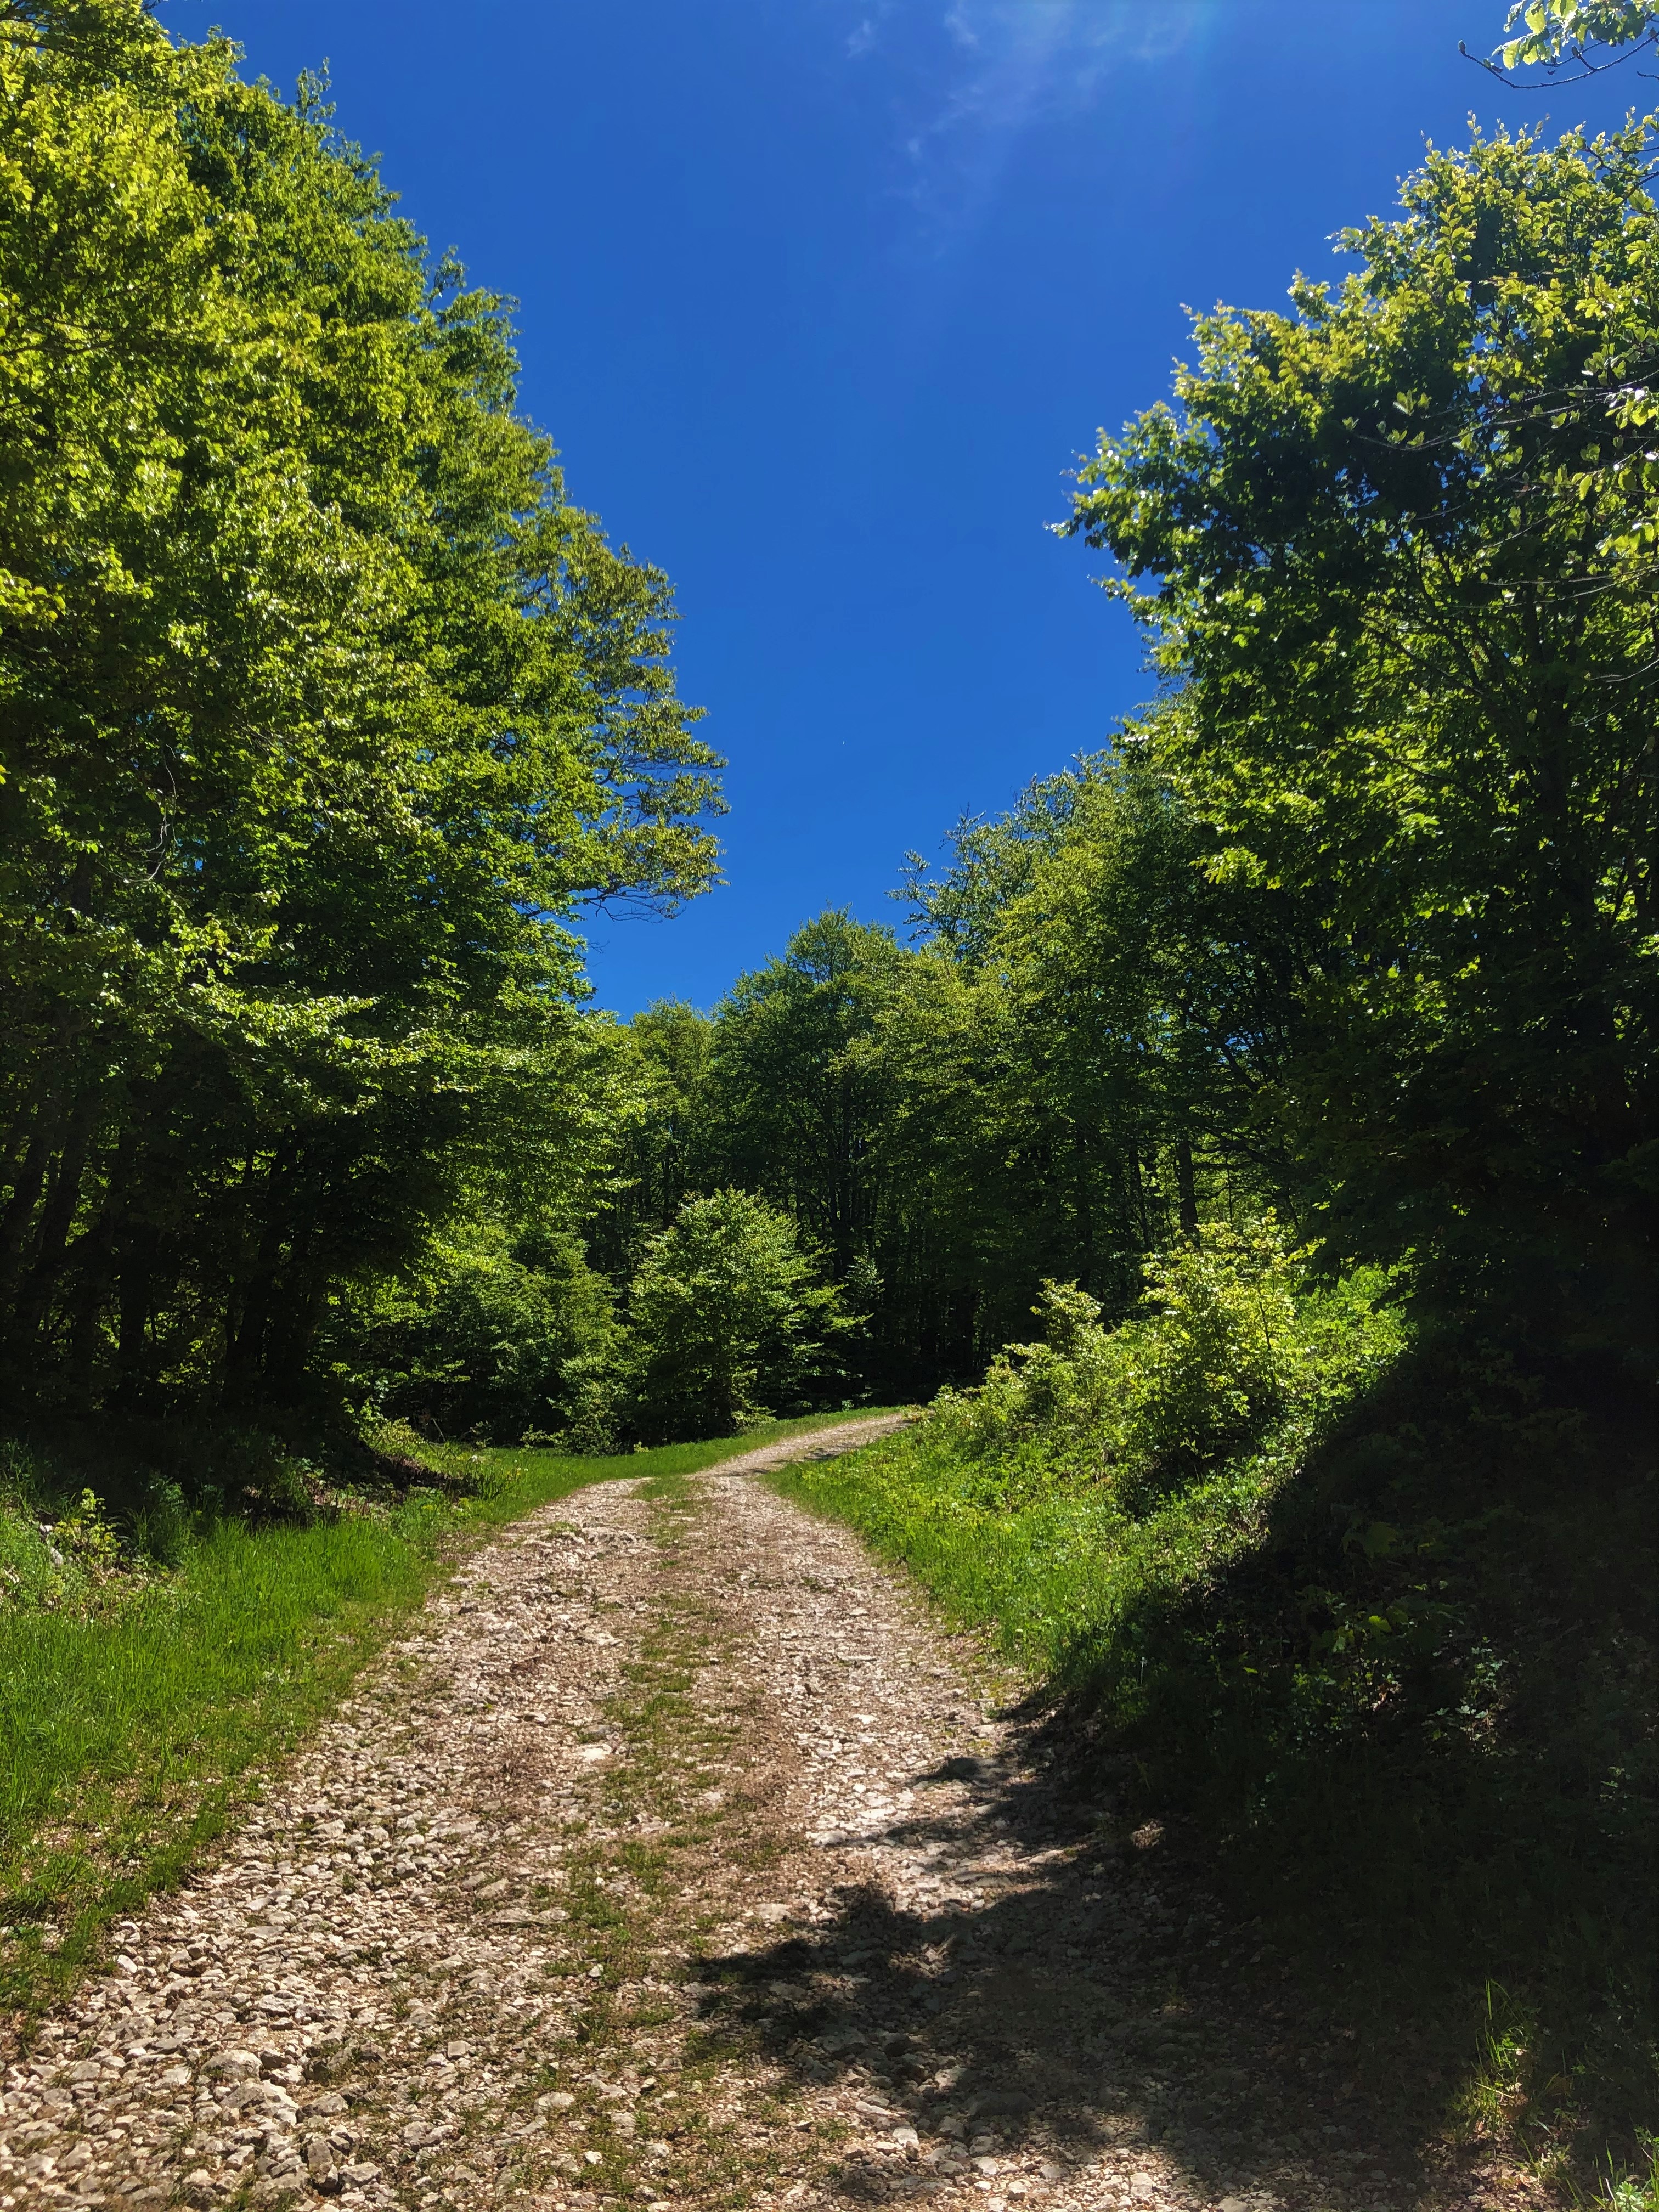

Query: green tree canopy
[
  {"left": 623, "top": 1189, "right": 853, "bottom": 1443},
  {"left": 1065, "top": 119, "right": 1659, "bottom": 1345},
  {"left": 1487, "top": 0, "right": 1658, "bottom": 72},
  {"left": 0, "top": 0, "right": 721, "bottom": 1415}
]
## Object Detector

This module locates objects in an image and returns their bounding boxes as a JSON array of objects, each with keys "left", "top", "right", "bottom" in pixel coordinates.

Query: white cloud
[
  {"left": 933, "top": 0, "right": 1199, "bottom": 136},
  {"left": 866, "top": 0, "right": 1210, "bottom": 245}
]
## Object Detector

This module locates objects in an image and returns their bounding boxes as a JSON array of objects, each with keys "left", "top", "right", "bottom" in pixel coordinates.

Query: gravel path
[{"left": 0, "top": 1426, "right": 1510, "bottom": 2212}]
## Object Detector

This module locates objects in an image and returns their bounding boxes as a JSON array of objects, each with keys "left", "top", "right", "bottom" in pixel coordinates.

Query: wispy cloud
[{"left": 848, "top": 1, "right": 1208, "bottom": 246}]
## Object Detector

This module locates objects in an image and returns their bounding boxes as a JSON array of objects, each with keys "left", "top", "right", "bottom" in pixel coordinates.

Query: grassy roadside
[
  {"left": 0, "top": 1411, "right": 872, "bottom": 2032},
  {"left": 765, "top": 1426, "right": 1139, "bottom": 1674}
]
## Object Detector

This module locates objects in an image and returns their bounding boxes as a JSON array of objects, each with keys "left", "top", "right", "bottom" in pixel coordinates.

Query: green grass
[
  {"left": 766, "top": 1417, "right": 1252, "bottom": 1681},
  {"left": 0, "top": 1411, "right": 881, "bottom": 2022}
]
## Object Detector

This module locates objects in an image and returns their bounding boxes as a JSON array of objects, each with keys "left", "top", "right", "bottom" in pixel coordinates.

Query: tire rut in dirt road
[{"left": 3, "top": 1439, "right": 1481, "bottom": 2212}]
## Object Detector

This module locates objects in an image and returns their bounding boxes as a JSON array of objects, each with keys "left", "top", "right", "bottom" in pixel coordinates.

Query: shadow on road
[{"left": 677, "top": 1705, "right": 1464, "bottom": 2212}]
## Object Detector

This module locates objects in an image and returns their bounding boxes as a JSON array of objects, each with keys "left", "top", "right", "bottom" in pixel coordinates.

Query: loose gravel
[{"left": 0, "top": 1422, "right": 1533, "bottom": 2212}]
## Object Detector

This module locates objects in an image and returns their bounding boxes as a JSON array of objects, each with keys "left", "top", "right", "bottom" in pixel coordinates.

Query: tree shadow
[
  {"left": 681, "top": 1725, "right": 1447, "bottom": 2210},
  {"left": 1054, "top": 1328, "right": 1659, "bottom": 2180}
]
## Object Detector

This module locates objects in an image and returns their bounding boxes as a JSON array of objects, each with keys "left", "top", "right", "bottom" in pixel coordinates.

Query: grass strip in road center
[{"left": 486, "top": 1469, "right": 839, "bottom": 2210}]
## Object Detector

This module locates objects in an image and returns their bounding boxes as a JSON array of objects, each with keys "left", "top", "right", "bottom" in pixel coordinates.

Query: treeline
[
  {"left": 2, "top": 3, "right": 1653, "bottom": 1470},
  {"left": 588, "top": 112, "right": 1656, "bottom": 1422},
  {"left": 0, "top": 1, "right": 718, "bottom": 1427},
  {"left": 427, "top": 115, "right": 1655, "bottom": 1446}
]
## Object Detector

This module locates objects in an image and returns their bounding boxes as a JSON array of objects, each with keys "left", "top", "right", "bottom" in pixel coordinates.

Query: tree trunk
[
  {"left": 12, "top": 1082, "right": 104, "bottom": 1346},
  {"left": 1176, "top": 1132, "right": 1199, "bottom": 1240},
  {"left": 224, "top": 1140, "right": 300, "bottom": 1403}
]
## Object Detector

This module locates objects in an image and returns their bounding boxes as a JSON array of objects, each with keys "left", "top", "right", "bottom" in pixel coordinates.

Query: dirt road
[{"left": 0, "top": 1421, "right": 1493, "bottom": 2212}]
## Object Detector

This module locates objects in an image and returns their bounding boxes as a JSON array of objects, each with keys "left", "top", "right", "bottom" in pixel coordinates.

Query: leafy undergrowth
[
  {"left": 771, "top": 1232, "right": 1657, "bottom": 2202},
  {"left": 0, "top": 1410, "right": 874, "bottom": 2029}
]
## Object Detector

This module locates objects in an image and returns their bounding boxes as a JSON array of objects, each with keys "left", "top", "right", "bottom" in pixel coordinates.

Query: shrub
[
  {"left": 923, "top": 1218, "right": 1399, "bottom": 1502},
  {"left": 0, "top": 1487, "right": 139, "bottom": 1616},
  {"left": 125, "top": 1472, "right": 193, "bottom": 1568}
]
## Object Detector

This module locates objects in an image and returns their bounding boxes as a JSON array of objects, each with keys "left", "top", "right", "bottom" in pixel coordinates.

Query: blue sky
[{"left": 164, "top": 1, "right": 1640, "bottom": 1015}]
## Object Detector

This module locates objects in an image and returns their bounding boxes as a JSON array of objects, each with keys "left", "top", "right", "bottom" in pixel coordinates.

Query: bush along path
[{"left": 0, "top": 1419, "right": 1541, "bottom": 2212}]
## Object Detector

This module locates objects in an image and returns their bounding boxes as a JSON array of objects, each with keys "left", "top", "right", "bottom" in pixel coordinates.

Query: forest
[
  {"left": 0, "top": 0, "right": 1654, "bottom": 2187},
  {"left": 1, "top": 0, "right": 1652, "bottom": 1451}
]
